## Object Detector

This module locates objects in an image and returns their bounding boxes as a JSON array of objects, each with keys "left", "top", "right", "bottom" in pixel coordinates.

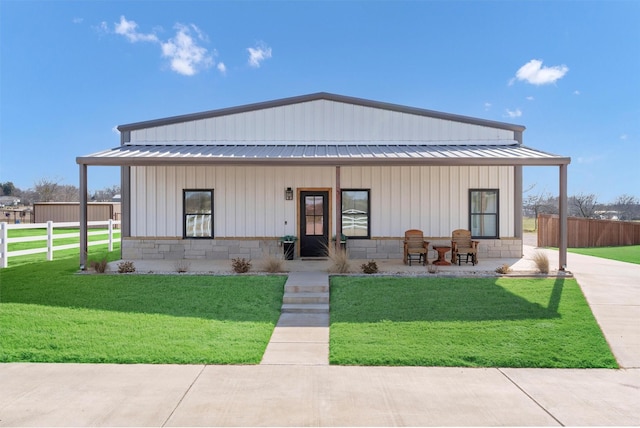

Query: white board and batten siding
[
  {"left": 128, "top": 100, "right": 515, "bottom": 144},
  {"left": 130, "top": 165, "right": 515, "bottom": 239}
]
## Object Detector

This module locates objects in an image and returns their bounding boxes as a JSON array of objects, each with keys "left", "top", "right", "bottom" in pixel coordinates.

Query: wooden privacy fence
[
  {"left": 538, "top": 214, "right": 640, "bottom": 248},
  {"left": 0, "top": 220, "right": 121, "bottom": 268}
]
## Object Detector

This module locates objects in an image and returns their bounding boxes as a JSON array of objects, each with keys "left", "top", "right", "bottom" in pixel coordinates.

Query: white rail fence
[{"left": 0, "top": 220, "right": 121, "bottom": 268}]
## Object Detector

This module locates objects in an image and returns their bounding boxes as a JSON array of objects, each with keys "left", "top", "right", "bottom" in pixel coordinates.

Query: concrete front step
[
  {"left": 281, "top": 303, "right": 329, "bottom": 314},
  {"left": 283, "top": 292, "right": 329, "bottom": 305},
  {"left": 285, "top": 284, "right": 329, "bottom": 293}
]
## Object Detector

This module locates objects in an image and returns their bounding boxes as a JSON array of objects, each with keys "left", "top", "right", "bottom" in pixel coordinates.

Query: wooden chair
[
  {"left": 403, "top": 229, "right": 429, "bottom": 266},
  {"left": 451, "top": 229, "right": 479, "bottom": 266}
]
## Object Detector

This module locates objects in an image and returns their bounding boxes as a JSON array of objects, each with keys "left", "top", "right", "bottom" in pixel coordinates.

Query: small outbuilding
[{"left": 77, "top": 93, "right": 570, "bottom": 269}]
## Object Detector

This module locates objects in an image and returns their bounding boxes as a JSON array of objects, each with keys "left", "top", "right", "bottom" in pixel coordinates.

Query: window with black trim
[
  {"left": 183, "top": 189, "right": 213, "bottom": 238},
  {"left": 341, "top": 189, "right": 370, "bottom": 239},
  {"left": 469, "top": 189, "right": 498, "bottom": 239}
]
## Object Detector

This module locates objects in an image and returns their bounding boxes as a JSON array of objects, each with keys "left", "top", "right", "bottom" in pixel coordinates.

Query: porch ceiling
[{"left": 77, "top": 142, "right": 570, "bottom": 167}]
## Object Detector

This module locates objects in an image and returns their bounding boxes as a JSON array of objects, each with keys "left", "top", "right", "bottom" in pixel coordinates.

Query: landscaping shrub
[
  {"left": 532, "top": 251, "right": 550, "bottom": 274},
  {"left": 89, "top": 258, "right": 109, "bottom": 273},
  {"left": 327, "top": 245, "right": 350, "bottom": 273},
  {"left": 360, "top": 260, "right": 378, "bottom": 274},
  {"left": 261, "top": 253, "right": 285, "bottom": 273},
  {"left": 117, "top": 261, "right": 136, "bottom": 273},
  {"left": 174, "top": 259, "right": 191, "bottom": 273},
  {"left": 495, "top": 264, "right": 511, "bottom": 274},
  {"left": 232, "top": 257, "right": 251, "bottom": 273}
]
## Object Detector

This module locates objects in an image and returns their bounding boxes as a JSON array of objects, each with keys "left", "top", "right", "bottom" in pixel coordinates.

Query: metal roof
[
  {"left": 117, "top": 92, "right": 526, "bottom": 133},
  {"left": 77, "top": 142, "right": 570, "bottom": 167}
]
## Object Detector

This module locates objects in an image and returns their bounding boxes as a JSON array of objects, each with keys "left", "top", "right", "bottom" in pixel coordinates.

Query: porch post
[
  {"left": 335, "top": 166, "right": 341, "bottom": 250},
  {"left": 514, "top": 165, "right": 523, "bottom": 240},
  {"left": 559, "top": 164, "right": 568, "bottom": 270},
  {"left": 79, "top": 163, "right": 88, "bottom": 270}
]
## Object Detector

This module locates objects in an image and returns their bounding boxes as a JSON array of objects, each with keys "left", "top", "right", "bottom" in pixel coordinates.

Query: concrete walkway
[
  {"left": 261, "top": 271, "right": 330, "bottom": 365},
  {"left": 1, "top": 245, "right": 639, "bottom": 426}
]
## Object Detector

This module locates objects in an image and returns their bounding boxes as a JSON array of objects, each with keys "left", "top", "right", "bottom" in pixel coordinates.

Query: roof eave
[{"left": 76, "top": 155, "right": 570, "bottom": 168}]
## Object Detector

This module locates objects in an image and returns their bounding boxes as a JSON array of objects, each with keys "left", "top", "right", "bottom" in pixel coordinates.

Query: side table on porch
[{"left": 432, "top": 246, "right": 452, "bottom": 266}]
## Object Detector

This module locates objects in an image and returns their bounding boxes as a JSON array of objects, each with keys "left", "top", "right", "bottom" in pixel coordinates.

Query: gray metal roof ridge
[{"left": 116, "top": 92, "right": 526, "bottom": 133}]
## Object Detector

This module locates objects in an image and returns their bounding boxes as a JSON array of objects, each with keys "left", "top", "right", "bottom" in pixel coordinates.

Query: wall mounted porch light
[{"left": 285, "top": 187, "right": 294, "bottom": 200}]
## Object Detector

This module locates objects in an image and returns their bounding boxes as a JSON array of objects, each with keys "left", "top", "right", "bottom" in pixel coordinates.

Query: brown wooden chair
[
  {"left": 451, "top": 229, "right": 479, "bottom": 266},
  {"left": 403, "top": 229, "right": 429, "bottom": 266}
]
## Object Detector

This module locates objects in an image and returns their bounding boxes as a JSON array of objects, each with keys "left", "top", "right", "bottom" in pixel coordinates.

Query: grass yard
[
  {"left": 568, "top": 245, "right": 640, "bottom": 265},
  {"left": 330, "top": 276, "right": 617, "bottom": 368},
  {"left": 0, "top": 250, "right": 285, "bottom": 364}
]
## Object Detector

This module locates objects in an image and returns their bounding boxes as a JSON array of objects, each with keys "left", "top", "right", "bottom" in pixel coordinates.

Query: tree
[
  {"left": 612, "top": 194, "right": 640, "bottom": 221},
  {"left": 523, "top": 191, "right": 557, "bottom": 229},
  {"left": 1, "top": 181, "right": 16, "bottom": 196},
  {"left": 570, "top": 193, "right": 598, "bottom": 218},
  {"left": 92, "top": 185, "right": 121, "bottom": 202},
  {"left": 33, "top": 177, "right": 61, "bottom": 202}
]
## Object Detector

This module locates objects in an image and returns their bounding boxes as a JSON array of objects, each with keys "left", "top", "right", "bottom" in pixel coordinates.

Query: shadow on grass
[
  {"left": 330, "top": 276, "right": 565, "bottom": 323},
  {"left": 0, "top": 254, "right": 285, "bottom": 323}
]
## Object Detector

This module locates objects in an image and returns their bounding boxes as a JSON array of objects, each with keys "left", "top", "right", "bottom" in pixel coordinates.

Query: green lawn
[
  {"left": 568, "top": 245, "right": 640, "bottom": 265},
  {"left": 1, "top": 247, "right": 620, "bottom": 367},
  {"left": 0, "top": 250, "right": 286, "bottom": 364},
  {"left": 330, "top": 276, "right": 617, "bottom": 368}
]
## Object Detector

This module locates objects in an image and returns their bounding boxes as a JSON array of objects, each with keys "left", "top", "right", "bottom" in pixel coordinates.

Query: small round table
[{"left": 432, "top": 246, "right": 452, "bottom": 266}]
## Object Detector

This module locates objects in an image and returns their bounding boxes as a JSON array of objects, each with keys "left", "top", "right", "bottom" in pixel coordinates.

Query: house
[{"left": 76, "top": 93, "right": 570, "bottom": 269}]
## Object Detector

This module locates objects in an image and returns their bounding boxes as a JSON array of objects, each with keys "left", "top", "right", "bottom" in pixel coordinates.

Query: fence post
[
  {"left": 47, "top": 221, "right": 54, "bottom": 261},
  {"left": 1, "top": 222, "right": 7, "bottom": 268},
  {"left": 108, "top": 219, "right": 113, "bottom": 252}
]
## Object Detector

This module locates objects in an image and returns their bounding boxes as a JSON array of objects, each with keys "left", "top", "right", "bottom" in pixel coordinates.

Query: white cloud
[
  {"left": 526, "top": 96, "right": 535, "bottom": 101},
  {"left": 505, "top": 108, "right": 522, "bottom": 118},
  {"left": 573, "top": 90, "right": 581, "bottom": 95},
  {"left": 217, "top": 62, "right": 227, "bottom": 75},
  {"left": 114, "top": 16, "right": 158, "bottom": 43},
  {"left": 247, "top": 42, "right": 272, "bottom": 68},
  {"left": 511, "top": 59, "right": 569, "bottom": 86},
  {"left": 161, "top": 23, "right": 213, "bottom": 76},
  {"left": 73, "top": 17, "right": 84, "bottom": 24},
  {"left": 484, "top": 102, "right": 492, "bottom": 110}
]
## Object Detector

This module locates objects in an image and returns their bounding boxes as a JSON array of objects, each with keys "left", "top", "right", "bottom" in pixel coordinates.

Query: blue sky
[{"left": 1, "top": 0, "right": 638, "bottom": 203}]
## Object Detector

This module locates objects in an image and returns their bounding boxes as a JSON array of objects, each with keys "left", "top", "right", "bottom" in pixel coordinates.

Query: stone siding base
[{"left": 122, "top": 237, "right": 522, "bottom": 261}]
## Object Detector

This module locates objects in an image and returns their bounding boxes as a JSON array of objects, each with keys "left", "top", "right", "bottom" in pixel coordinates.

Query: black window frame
[
  {"left": 469, "top": 189, "right": 499, "bottom": 239},
  {"left": 183, "top": 189, "right": 214, "bottom": 239},
  {"left": 340, "top": 189, "right": 371, "bottom": 239}
]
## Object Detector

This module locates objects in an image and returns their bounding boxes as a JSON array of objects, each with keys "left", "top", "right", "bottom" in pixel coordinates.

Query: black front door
[{"left": 299, "top": 191, "right": 329, "bottom": 257}]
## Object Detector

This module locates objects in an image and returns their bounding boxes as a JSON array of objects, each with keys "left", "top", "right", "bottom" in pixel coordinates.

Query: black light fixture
[{"left": 285, "top": 187, "right": 293, "bottom": 200}]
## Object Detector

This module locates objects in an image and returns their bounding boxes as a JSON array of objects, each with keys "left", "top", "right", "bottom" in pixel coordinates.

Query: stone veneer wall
[{"left": 122, "top": 237, "right": 522, "bottom": 260}]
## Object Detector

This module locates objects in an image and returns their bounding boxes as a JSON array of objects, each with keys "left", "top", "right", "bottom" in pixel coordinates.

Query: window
[
  {"left": 305, "top": 195, "right": 324, "bottom": 236},
  {"left": 469, "top": 189, "right": 498, "bottom": 238},
  {"left": 341, "top": 189, "right": 370, "bottom": 239},
  {"left": 183, "top": 190, "right": 213, "bottom": 238}
]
